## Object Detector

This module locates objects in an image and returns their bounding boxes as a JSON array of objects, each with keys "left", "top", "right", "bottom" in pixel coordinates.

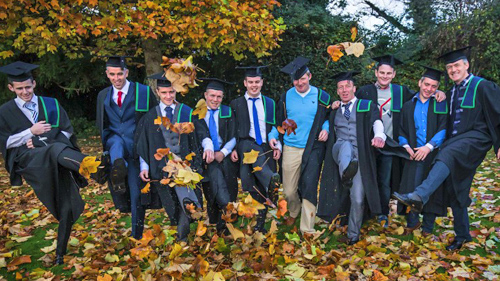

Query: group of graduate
[{"left": 0, "top": 45, "right": 499, "bottom": 266}]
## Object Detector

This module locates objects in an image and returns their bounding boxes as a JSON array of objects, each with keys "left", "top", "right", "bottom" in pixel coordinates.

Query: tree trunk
[{"left": 142, "top": 38, "right": 163, "bottom": 76}]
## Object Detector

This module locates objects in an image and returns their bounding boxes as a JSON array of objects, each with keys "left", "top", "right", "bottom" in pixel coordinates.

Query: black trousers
[{"left": 202, "top": 162, "right": 230, "bottom": 231}]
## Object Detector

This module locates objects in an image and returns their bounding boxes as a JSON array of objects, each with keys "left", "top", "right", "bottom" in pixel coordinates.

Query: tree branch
[{"left": 363, "top": 0, "right": 413, "bottom": 34}]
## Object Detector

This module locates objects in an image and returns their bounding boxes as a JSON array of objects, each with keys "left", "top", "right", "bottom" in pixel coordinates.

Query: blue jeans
[
  {"left": 413, "top": 161, "right": 450, "bottom": 204},
  {"left": 377, "top": 154, "right": 393, "bottom": 216},
  {"left": 406, "top": 212, "right": 436, "bottom": 233}
]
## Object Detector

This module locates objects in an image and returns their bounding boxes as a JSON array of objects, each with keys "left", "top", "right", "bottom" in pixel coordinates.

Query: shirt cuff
[
  {"left": 62, "top": 131, "right": 72, "bottom": 139},
  {"left": 275, "top": 140, "right": 283, "bottom": 152},
  {"left": 373, "top": 120, "right": 387, "bottom": 141},
  {"left": 202, "top": 137, "right": 214, "bottom": 152},
  {"left": 425, "top": 143, "right": 435, "bottom": 152},
  {"left": 403, "top": 144, "right": 411, "bottom": 149},
  {"left": 220, "top": 148, "right": 230, "bottom": 157},
  {"left": 139, "top": 157, "right": 149, "bottom": 171}
]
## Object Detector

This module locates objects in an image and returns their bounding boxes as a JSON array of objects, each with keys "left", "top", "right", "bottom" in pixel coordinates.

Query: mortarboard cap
[
  {"left": 101, "top": 55, "right": 130, "bottom": 68},
  {"left": 0, "top": 61, "right": 39, "bottom": 82},
  {"left": 200, "top": 78, "right": 234, "bottom": 92},
  {"left": 236, "top": 65, "right": 268, "bottom": 78},
  {"left": 332, "top": 71, "right": 361, "bottom": 83},
  {"left": 147, "top": 72, "right": 172, "bottom": 88},
  {"left": 421, "top": 65, "right": 443, "bottom": 82},
  {"left": 372, "top": 55, "right": 403, "bottom": 68},
  {"left": 438, "top": 46, "right": 471, "bottom": 64},
  {"left": 280, "top": 57, "right": 311, "bottom": 80}
]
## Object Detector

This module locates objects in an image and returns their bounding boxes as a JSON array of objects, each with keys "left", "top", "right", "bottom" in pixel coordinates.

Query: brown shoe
[
  {"left": 284, "top": 216, "right": 296, "bottom": 226},
  {"left": 422, "top": 230, "right": 432, "bottom": 237},
  {"left": 403, "top": 221, "right": 422, "bottom": 235}
]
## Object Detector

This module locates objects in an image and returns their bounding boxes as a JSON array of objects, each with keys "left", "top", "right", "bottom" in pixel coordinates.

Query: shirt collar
[
  {"left": 457, "top": 73, "right": 473, "bottom": 87},
  {"left": 295, "top": 86, "right": 311, "bottom": 96},
  {"left": 160, "top": 101, "right": 176, "bottom": 113},
  {"left": 375, "top": 82, "right": 390, "bottom": 90},
  {"left": 113, "top": 80, "right": 130, "bottom": 94},
  {"left": 341, "top": 96, "right": 357, "bottom": 106},
  {"left": 413, "top": 93, "right": 432, "bottom": 103},
  {"left": 15, "top": 94, "right": 38, "bottom": 108},
  {"left": 245, "top": 92, "right": 262, "bottom": 100}
]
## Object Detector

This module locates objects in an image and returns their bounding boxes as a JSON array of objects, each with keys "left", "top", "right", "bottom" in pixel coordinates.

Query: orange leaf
[
  {"left": 252, "top": 166, "right": 263, "bottom": 173},
  {"left": 185, "top": 203, "right": 196, "bottom": 214},
  {"left": 97, "top": 274, "right": 113, "bottom": 281},
  {"left": 160, "top": 178, "right": 171, "bottom": 185},
  {"left": 317, "top": 264, "right": 335, "bottom": 276},
  {"left": 237, "top": 194, "right": 265, "bottom": 218},
  {"left": 193, "top": 255, "right": 209, "bottom": 276},
  {"left": 154, "top": 116, "right": 162, "bottom": 125},
  {"left": 277, "top": 126, "right": 285, "bottom": 135},
  {"left": 136, "top": 229, "right": 154, "bottom": 247},
  {"left": 130, "top": 246, "right": 153, "bottom": 259},
  {"left": 185, "top": 152, "right": 196, "bottom": 161},
  {"left": 140, "top": 182, "right": 151, "bottom": 194},
  {"left": 281, "top": 119, "right": 298, "bottom": 136},
  {"left": 372, "top": 270, "right": 389, "bottom": 281},
  {"left": 276, "top": 199, "right": 288, "bottom": 219},
  {"left": 327, "top": 44, "right": 344, "bottom": 62},
  {"left": 154, "top": 148, "right": 171, "bottom": 161},
  {"left": 350, "top": 26, "right": 358, "bottom": 41},
  {"left": 196, "top": 221, "right": 207, "bottom": 236},
  {"left": 7, "top": 255, "right": 31, "bottom": 267}
]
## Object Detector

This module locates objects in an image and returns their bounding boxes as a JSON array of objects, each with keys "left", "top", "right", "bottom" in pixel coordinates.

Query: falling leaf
[
  {"left": 154, "top": 148, "right": 171, "bottom": 161},
  {"left": 252, "top": 166, "right": 263, "bottom": 173},
  {"left": 185, "top": 152, "right": 196, "bottom": 161},
  {"left": 350, "top": 26, "right": 358, "bottom": 41},
  {"left": 192, "top": 99, "right": 208, "bottom": 119},
  {"left": 343, "top": 42, "right": 365, "bottom": 57},
  {"left": 281, "top": 119, "right": 298, "bottom": 136},
  {"left": 171, "top": 122, "right": 195, "bottom": 135},
  {"left": 79, "top": 156, "right": 101, "bottom": 179},
  {"left": 140, "top": 182, "right": 151, "bottom": 194},
  {"left": 327, "top": 44, "right": 344, "bottom": 62},
  {"left": 237, "top": 194, "right": 265, "bottom": 218},
  {"left": 160, "top": 178, "right": 171, "bottom": 185},
  {"left": 226, "top": 223, "right": 244, "bottom": 240},
  {"left": 196, "top": 221, "right": 207, "bottom": 237},
  {"left": 243, "top": 149, "right": 260, "bottom": 164},
  {"left": 154, "top": 116, "right": 162, "bottom": 125}
]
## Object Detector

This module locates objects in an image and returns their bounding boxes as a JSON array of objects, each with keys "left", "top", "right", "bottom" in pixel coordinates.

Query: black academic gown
[
  {"left": 230, "top": 95, "right": 277, "bottom": 202},
  {"left": 356, "top": 83, "right": 414, "bottom": 193},
  {"left": 193, "top": 105, "right": 238, "bottom": 223},
  {"left": 135, "top": 104, "right": 202, "bottom": 225},
  {"left": 436, "top": 77, "right": 500, "bottom": 208},
  {"left": 0, "top": 97, "right": 86, "bottom": 256},
  {"left": 95, "top": 83, "right": 158, "bottom": 212},
  {"left": 398, "top": 96, "right": 448, "bottom": 216},
  {"left": 276, "top": 90, "right": 331, "bottom": 206}
]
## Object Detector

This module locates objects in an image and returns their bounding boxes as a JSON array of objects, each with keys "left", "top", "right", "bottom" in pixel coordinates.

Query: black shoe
[
  {"left": 341, "top": 160, "right": 358, "bottom": 188},
  {"left": 348, "top": 238, "right": 359, "bottom": 245},
  {"left": 110, "top": 158, "right": 127, "bottom": 194},
  {"left": 254, "top": 209, "right": 268, "bottom": 234},
  {"left": 392, "top": 192, "right": 423, "bottom": 213},
  {"left": 268, "top": 173, "right": 280, "bottom": 205},
  {"left": 91, "top": 153, "right": 110, "bottom": 184},
  {"left": 54, "top": 254, "right": 64, "bottom": 265},
  {"left": 445, "top": 239, "right": 469, "bottom": 251}
]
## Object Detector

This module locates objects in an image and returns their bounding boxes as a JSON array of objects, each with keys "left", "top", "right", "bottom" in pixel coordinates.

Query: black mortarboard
[
  {"left": 372, "top": 55, "right": 403, "bottom": 68},
  {"left": 0, "top": 61, "right": 39, "bottom": 82},
  {"left": 280, "top": 57, "right": 311, "bottom": 80},
  {"left": 332, "top": 71, "right": 361, "bottom": 83},
  {"left": 102, "top": 55, "right": 130, "bottom": 68},
  {"left": 200, "top": 78, "right": 234, "bottom": 92},
  {"left": 236, "top": 65, "right": 268, "bottom": 78},
  {"left": 438, "top": 46, "right": 471, "bottom": 64},
  {"left": 147, "top": 72, "right": 172, "bottom": 88},
  {"left": 421, "top": 66, "right": 443, "bottom": 82}
]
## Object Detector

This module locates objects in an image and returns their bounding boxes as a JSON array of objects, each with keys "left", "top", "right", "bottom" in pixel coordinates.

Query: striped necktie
[
  {"left": 343, "top": 102, "right": 352, "bottom": 120},
  {"left": 24, "top": 101, "right": 38, "bottom": 122}
]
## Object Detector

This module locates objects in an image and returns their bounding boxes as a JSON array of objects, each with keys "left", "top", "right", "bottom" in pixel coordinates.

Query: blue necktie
[
  {"left": 249, "top": 97, "right": 263, "bottom": 145},
  {"left": 165, "top": 106, "right": 173, "bottom": 122},
  {"left": 209, "top": 109, "right": 220, "bottom": 151},
  {"left": 24, "top": 102, "right": 38, "bottom": 123},
  {"left": 343, "top": 102, "right": 352, "bottom": 120}
]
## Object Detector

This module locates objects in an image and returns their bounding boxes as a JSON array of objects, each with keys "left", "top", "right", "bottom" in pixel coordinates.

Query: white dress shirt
[
  {"left": 340, "top": 97, "right": 386, "bottom": 141},
  {"left": 202, "top": 106, "right": 236, "bottom": 157},
  {"left": 112, "top": 80, "right": 130, "bottom": 105},
  {"left": 6, "top": 94, "right": 71, "bottom": 149},
  {"left": 245, "top": 93, "right": 282, "bottom": 151}
]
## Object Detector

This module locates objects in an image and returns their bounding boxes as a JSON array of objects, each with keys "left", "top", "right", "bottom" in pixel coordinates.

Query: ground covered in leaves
[{"left": 0, "top": 137, "right": 499, "bottom": 281}]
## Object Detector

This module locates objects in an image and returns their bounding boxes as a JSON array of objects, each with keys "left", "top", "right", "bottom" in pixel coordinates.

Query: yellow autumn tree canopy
[{"left": 0, "top": 0, "right": 285, "bottom": 60}]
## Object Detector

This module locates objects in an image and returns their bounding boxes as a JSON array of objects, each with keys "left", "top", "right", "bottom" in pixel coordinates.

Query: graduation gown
[
  {"left": 398, "top": 96, "right": 448, "bottom": 216},
  {"left": 276, "top": 89, "right": 331, "bottom": 206},
  {"left": 135, "top": 103, "right": 202, "bottom": 225},
  {"left": 95, "top": 82, "right": 157, "bottom": 212},
  {"left": 436, "top": 76, "right": 500, "bottom": 208},
  {"left": 229, "top": 95, "right": 277, "bottom": 198},
  {"left": 356, "top": 83, "right": 414, "bottom": 193},
  {"left": 193, "top": 104, "right": 238, "bottom": 207},
  {"left": 0, "top": 97, "right": 85, "bottom": 255}
]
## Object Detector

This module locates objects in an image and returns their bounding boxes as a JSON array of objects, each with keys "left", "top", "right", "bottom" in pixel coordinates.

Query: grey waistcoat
[
  {"left": 334, "top": 105, "right": 358, "bottom": 149},
  {"left": 156, "top": 105, "right": 181, "bottom": 154}
]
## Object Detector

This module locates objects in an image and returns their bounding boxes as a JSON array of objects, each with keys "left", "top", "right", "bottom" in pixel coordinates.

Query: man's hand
[
  {"left": 273, "top": 149, "right": 281, "bottom": 160},
  {"left": 331, "top": 100, "right": 341, "bottom": 110},
  {"left": 269, "top": 138, "right": 278, "bottom": 150},
  {"left": 496, "top": 149, "right": 500, "bottom": 163},
  {"left": 203, "top": 150, "right": 215, "bottom": 164},
  {"left": 414, "top": 146, "right": 431, "bottom": 161},
  {"left": 371, "top": 137, "right": 385, "bottom": 148},
  {"left": 231, "top": 150, "right": 239, "bottom": 162},
  {"left": 30, "top": 121, "right": 51, "bottom": 135},
  {"left": 404, "top": 146, "right": 415, "bottom": 160},
  {"left": 26, "top": 139, "right": 34, "bottom": 149},
  {"left": 318, "top": 130, "right": 329, "bottom": 142},
  {"left": 215, "top": 151, "right": 225, "bottom": 163},
  {"left": 139, "top": 170, "right": 150, "bottom": 182},
  {"left": 435, "top": 90, "right": 446, "bottom": 102}
]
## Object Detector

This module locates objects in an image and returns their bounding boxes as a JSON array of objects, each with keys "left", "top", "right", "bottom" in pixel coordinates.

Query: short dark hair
[{"left": 8, "top": 77, "right": 34, "bottom": 85}]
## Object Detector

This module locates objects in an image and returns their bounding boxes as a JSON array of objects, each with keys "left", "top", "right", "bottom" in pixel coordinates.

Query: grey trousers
[{"left": 332, "top": 140, "right": 364, "bottom": 240}]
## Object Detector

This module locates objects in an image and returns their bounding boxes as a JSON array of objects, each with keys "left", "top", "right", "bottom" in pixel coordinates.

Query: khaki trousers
[{"left": 282, "top": 145, "right": 317, "bottom": 233}]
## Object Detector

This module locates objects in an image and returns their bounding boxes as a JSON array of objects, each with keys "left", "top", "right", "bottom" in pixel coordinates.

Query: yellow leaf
[
  {"left": 226, "top": 223, "right": 244, "bottom": 240},
  {"left": 140, "top": 182, "right": 150, "bottom": 194},
  {"left": 252, "top": 166, "right": 263, "bottom": 173},
  {"left": 130, "top": 246, "right": 152, "bottom": 259},
  {"left": 169, "top": 243, "right": 185, "bottom": 259},
  {"left": 185, "top": 152, "right": 196, "bottom": 161},
  {"left": 196, "top": 221, "right": 207, "bottom": 236},
  {"left": 193, "top": 255, "right": 210, "bottom": 276},
  {"left": 79, "top": 156, "right": 101, "bottom": 179},
  {"left": 154, "top": 116, "right": 162, "bottom": 125},
  {"left": 350, "top": 26, "right": 358, "bottom": 41},
  {"left": 243, "top": 149, "right": 260, "bottom": 164},
  {"left": 237, "top": 194, "right": 265, "bottom": 218},
  {"left": 192, "top": 99, "right": 208, "bottom": 119}
]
